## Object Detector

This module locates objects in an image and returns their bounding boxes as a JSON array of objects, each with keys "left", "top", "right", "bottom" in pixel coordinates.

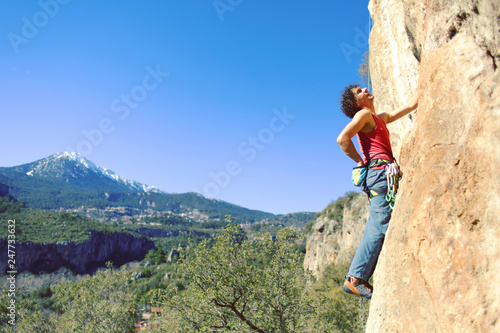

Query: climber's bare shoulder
[
  {"left": 376, "top": 112, "right": 390, "bottom": 124},
  {"left": 338, "top": 109, "right": 374, "bottom": 141},
  {"left": 352, "top": 109, "right": 377, "bottom": 134}
]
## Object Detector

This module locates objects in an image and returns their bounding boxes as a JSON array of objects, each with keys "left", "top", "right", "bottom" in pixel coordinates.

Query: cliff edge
[
  {"left": 303, "top": 193, "right": 369, "bottom": 278},
  {"left": 366, "top": 0, "right": 500, "bottom": 332},
  {"left": 0, "top": 232, "right": 155, "bottom": 275}
]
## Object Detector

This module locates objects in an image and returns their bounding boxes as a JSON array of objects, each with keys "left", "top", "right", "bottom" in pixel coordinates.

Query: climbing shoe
[{"left": 343, "top": 275, "right": 373, "bottom": 299}]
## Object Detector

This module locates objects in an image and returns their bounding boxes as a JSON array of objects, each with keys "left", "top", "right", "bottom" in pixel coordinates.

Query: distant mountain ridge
[
  {"left": 0, "top": 154, "right": 316, "bottom": 275},
  {"left": 0, "top": 153, "right": 283, "bottom": 224},
  {"left": 5, "top": 152, "right": 165, "bottom": 193}
]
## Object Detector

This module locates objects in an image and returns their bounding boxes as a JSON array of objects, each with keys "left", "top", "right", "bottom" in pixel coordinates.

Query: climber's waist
[{"left": 368, "top": 159, "right": 392, "bottom": 169}]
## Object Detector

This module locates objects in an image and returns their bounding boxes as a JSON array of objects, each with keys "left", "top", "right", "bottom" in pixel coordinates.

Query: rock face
[
  {"left": 303, "top": 194, "right": 369, "bottom": 278},
  {"left": 0, "top": 231, "right": 155, "bottom": 275},
  {"left": 132, "top": 227, "right": 213, "bottom": 239},
  {"left": 366, "top": 0, "right": 500, "bottom": 332}
]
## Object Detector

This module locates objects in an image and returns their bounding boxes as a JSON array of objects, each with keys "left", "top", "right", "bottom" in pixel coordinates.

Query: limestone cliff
[
  {"left": 303, "top": 193, "right": 369, "bottom": 278},
  {"left": 366, "top": 0, "right": 500, "bottom": 332},
  {"left": 0, "top": 231, "right": 155, "bottom": 275}
]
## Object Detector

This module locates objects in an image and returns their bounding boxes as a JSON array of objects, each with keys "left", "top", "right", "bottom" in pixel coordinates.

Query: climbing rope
[{"left": 367, "top": 9, "right": 373, "bottom": 93}]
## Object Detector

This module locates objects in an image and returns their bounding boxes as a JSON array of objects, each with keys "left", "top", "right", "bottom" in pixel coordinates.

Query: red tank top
[{"left": 356, "top": 114, "right": 393, "bottom": 166}]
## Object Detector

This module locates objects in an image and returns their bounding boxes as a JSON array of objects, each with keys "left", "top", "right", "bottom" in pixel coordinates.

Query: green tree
[
  {"left": 50, "top": 268, "right": 138, "bottom": 332},
  {"left": 153, "top": 224, "right": 313, "bottom": 332},
  {"left": 304, "top": 261, "right": 370, "bottom": 333},
  {"left": 1, "top": 287, "right": 56, "bottom": 333},
  {"left": 16, "top": 311, "right": 55, "bottom": 333},
  {"left": 358, "top": 49, "right": 371, "bottom": 88},
  {"left": 0, "top": 196, "right": 24, "bottom": 214}
]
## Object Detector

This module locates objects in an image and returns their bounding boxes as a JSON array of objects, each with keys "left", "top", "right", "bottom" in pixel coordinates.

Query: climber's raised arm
[{"left": 378, "top": 92, "right": 418, "bottom": 124}]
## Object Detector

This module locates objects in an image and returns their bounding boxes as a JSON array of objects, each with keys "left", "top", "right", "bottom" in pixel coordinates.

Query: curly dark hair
[{"left": 340, "top": 84, "right": 362, "bottom": 118}]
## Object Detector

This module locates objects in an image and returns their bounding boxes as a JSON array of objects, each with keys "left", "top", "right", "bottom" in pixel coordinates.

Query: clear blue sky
[{"left": 0, "top": 1, "right": 371, "bottom": 215}]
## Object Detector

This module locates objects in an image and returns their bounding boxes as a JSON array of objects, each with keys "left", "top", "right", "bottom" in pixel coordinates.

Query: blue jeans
[{"left": 348, "top": 168, "right": 392, "bottom": 281}]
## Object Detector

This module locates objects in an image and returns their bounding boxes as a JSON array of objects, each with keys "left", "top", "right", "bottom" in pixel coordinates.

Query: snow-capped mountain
[
  {"left": 5, "top": 152, "right": 166, "bottom": 193},
  {"left": 0, "top": 153, "right": 289, "bottom": 224}
]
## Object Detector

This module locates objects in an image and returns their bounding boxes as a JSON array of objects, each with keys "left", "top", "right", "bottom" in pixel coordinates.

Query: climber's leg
[{"left": 347, "top": 169, "right": 392, "bottom": 281}]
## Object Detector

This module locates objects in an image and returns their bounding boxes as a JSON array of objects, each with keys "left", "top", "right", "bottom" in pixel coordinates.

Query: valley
[{"left": 0, "top": 152, "right": 315, "bottom": 276}]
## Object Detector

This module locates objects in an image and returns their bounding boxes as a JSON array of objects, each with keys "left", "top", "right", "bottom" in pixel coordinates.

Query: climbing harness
[{"left": 356, "top": 153, "right": 401, "bottom": 210}]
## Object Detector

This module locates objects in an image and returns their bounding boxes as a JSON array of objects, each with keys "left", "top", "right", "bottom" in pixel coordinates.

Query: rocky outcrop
[
  {"left": 0, "top": 231, "right": 155, "bottom": 275},
  {"left": 366, "top": 0, "right": 500, "bottom": 332},
  {"left": 303, "top": 194, "right": 369, "bottom": 278},
  {"left": 168, "top": 249, "right": 180, "bottom": 262},
  {"left": 132, "top": 227, "right": 213, "bottom": 239}
]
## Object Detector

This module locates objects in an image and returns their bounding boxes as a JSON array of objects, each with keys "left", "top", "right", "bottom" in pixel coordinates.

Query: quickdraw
[{"left": 384, "top": 161, "right": 400, "bottom": 210}]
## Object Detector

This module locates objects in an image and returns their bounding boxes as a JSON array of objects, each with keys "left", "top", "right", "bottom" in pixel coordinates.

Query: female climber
[{"left": 337, "top": 84, "right": 418, "bottom": 299}]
